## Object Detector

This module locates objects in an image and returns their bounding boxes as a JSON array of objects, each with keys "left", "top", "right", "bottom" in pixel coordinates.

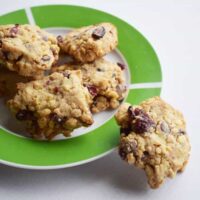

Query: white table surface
[{"left": 0, "top": 0, "right": 200, "bottom": 199}]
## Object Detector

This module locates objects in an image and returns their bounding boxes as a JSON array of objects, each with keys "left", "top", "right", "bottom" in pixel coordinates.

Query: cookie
[
  {"left": 0, "top": 24, "right": 60, "bottom": 77},
  {"left": 52, "top": 58, "right": 126, "bottom": 113},
  {"left": 58, "top": 23, "right": 118, "bottom": 63},
  {"left": 115, "top": 97, "right": 191, "bottom": 188},
  {"left": 7, "top": 70, "right": 93, "bottom": 139}
]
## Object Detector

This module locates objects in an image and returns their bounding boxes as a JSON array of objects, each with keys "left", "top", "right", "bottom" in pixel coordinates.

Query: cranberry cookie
[
  {"left": 58, "top": 23, "right": 118, "bottom": 63},
  {"left": 0, "top": 24, "right": 59, "bottom": 77},
  {"left": 115, "top": 97, "right": 191, "bottom": 188},
  {"left": 52, "top": 58, "right": 126, "bottom": 113},
  {"left": 7, "top": 70, "right": 93, "bottom": 139}
]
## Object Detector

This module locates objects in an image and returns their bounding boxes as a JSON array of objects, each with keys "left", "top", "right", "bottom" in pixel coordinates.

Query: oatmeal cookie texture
[
  {"left": 0, "top": 24, "right": 60, "bottom": 77},
  {"left": 58, "top": 23, "right": 118, "bottom": 63},
  {"left": 52, "top": 58, "right": 126, "bottom": 113},
  {"left": 115, "top": 97, "right": 191, "bottom": 188},
  {"left": 7, "top": 71, "right": 93, "bottom": 139}
]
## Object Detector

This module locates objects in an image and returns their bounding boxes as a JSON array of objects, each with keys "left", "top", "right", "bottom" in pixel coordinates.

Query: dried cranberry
[
  {"left": 57, "top": 35, "right": 63, "bottom": 43},
  {"left": 86, "top": 85, "right": 98, "bottom": 96},
  {"left": 53, "top": 87, "right": 59, "bottom": 94},
  {"left": 46, "top": 80, "right": 50, "bottom": 85},
  {"left": 117, "top": 62, "right": 125, "bottom": 70},
  {"left": 10, "top": 24, "right": 19, "bottom": 37},
  {"left": 132, "top": 117, "right": 154, "bottom": 134},
  {"left": 128, "top": 107, "right": 149, "bottom": 120},
  {"left": 134, "top": 108, "right": 145, "bottom": 116},
  {"left": 127, "top": 107, "right": 155, "bottom": 134},
  {"left": 42, "top": 55, "right": 51, "bottom": 61},
  {"left": 92, "top": 26, "right": 105, "bottom": 40},
  {"left": 49, "top": 113, "right": 64, "bottom": 124},
  {"left": 119, "top": 140, "right": 137, "bottom": 160},
  {"left": 16, "top": 110, "right": 34, "bottom": 121},
  {"left": 63, "top": 72, "right": 70, "bottom": 78}
]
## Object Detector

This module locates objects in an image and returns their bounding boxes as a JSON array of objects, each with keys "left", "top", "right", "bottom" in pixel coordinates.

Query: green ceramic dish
[{"left": 0, "top": 5, "right": 162, "bottom": 169}]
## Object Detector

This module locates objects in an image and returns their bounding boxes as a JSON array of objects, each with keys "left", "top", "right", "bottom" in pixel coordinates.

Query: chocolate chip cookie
[
  {"left": 52, "top": 58, "right": 126, "bottom": 113},
  {"left": 7, "top": 70, "right": 93, "bottom": 139},
  {"left": 58, "top": 23, "right": 118, "bottom": 63},
  {"left": 0, "top": 24, "right": 60, "bottom": 77},
  {"left": 115, "top": 97, "right": 191, "bottom": 188}
]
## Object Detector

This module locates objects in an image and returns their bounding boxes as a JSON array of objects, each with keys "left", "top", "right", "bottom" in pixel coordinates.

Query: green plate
[{"left": 0, "top": 5, "right": 162, "bottom": 169}]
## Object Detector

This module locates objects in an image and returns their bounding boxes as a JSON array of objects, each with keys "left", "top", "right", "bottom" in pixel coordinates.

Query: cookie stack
[{"left": 0, "top": 23, "right": 126, "bottom": 139}]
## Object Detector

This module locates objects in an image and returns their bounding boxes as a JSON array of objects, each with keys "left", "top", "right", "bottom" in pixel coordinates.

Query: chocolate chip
[
  {"left": 97, "top": 68, "right": 102, "bottom": 72},
  {"left": 160, "top": 121, "right": 170, "bottom": 133},
  {"left": 49, "top": 113, "right": 64, "bottom": 124},
  {"left": 0, "top": 40, "right": 2, "bottom": 48},
  {"left": 179, "top": 129, "right": 186, "bottom": 135},
  {"left": 92, "top": 26, "right": 105, "bottom": 40},
  {"left": 119, "top": 140, "right": 137, "bottom": 160},
  {"left": 10, "top": 24, "right": 19, "bottom": 37},
  {"left": 63, "top": 72, "right": 70, "bottom": 78},
  {"left": 117, "top": 62, "right": 125, "bottom": 70},
  {"left": 42, "top": 55, "right": 51, "bottom": 61},
  {"left": 86, "top": 85, "right": 98, "bottom": 96},
  {"left": 16, "top": 110, "right": 34, "bottom": 121},
  {"left": 141, "top": 151, "right": 150, "bottom": 161},
  {"left": 57, "top": 35, "right": 63, "bottom": 43}
]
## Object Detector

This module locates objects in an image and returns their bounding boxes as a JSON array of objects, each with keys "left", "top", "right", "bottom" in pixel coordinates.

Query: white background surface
[{"left": 0, "top": 0, "right": 200, "bottom": 199}]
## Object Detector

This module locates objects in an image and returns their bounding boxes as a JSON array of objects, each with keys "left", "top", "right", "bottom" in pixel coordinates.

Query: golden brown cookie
[
  {"left": 0, "top": 24, "right": 59, "bottom": 77},
  {"left": 115, "top": 97, "right": 191, "bottom": 188},
  {"left": 7, "top": 70, "right": 93, "bottom": 139},
  {"left": 52, "top": 58, "right": 126, "bottom": 113},
  {"left": 58, "top": 23, "right": 118, "bottom": 63}
]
